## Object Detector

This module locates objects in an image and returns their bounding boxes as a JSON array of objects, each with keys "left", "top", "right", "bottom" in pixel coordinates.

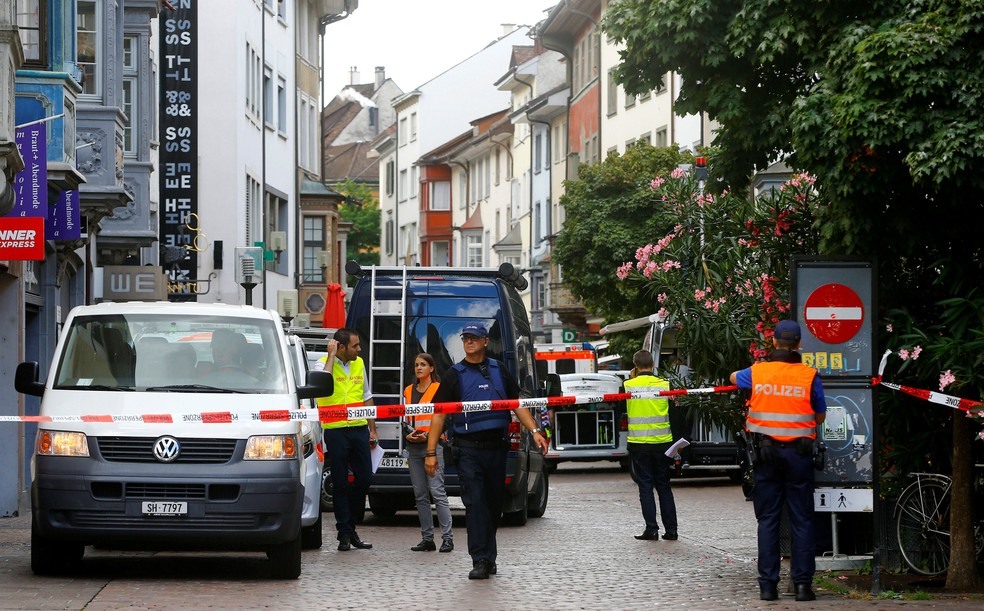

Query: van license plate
[
  {"left": 141, "top": 501, "right": 188, "bottom": 516},
  {"left": 380, "top": 456, "right": 408, "bottom": 469}
]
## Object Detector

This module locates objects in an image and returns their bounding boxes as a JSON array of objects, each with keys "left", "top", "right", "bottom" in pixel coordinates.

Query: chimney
[
  {"left": 349, "top": 66, "right": 360, "bottom": 85},
  {"left": 374, "top": 66, "right": 385, "bottom": 89},
  {"left": 501, "top": 23, "right": 517, "bottom": 37}
]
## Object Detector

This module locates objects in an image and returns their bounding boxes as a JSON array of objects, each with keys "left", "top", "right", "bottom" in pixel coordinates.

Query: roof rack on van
[{"left": 344, "top": 260, "right": 529, "bottom": 291}]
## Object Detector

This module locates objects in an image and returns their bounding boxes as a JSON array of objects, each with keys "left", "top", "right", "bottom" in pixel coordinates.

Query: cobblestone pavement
[{"left": 0, "top": 465, "right": 977, "bottom": 610}]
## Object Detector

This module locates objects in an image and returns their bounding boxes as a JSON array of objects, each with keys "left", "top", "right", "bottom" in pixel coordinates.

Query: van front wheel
[
  {"left": 268, "top": 530, "right": 302, "bottom": 579},
  {"left": 31, "top": 521, "right": 83, "bottom": 576}
]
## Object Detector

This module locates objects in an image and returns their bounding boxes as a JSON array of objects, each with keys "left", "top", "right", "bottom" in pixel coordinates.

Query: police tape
[
  {"left": 0, "top": 384, "right": 739, "bottom": 425},
  {"left": 873, "top": 349, "right": 983, "bottom": 415}
]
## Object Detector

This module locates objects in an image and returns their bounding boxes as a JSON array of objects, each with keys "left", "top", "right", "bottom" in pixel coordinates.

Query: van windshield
[{"left": 53, "top": 314, "right": 288, "bottom": 394}]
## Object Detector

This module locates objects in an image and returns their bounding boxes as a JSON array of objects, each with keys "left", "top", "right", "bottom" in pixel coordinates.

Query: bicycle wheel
[{"left": 896, "top": 477, "right": 952, "bottom": 576}]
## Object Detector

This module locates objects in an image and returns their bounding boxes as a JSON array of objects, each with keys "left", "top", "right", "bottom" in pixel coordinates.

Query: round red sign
[{"left": 803, "top": 283, "right": 864, "bottom": 344}]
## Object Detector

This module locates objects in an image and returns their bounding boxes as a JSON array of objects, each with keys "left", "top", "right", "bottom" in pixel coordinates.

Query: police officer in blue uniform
[
  {"left": 730, "top": 320, "right": 826, "bottom": 602},
  {"left": 424, "top": 323, "right": 549, "bottom": 579}
]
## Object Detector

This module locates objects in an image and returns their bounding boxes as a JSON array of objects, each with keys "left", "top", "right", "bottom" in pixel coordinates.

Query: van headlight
[
  {"left": 37, "top": 431, "right": 90, "bottom": 457},
  {"left": 244, "top": 435, "right": 298, "bottom": 460}
]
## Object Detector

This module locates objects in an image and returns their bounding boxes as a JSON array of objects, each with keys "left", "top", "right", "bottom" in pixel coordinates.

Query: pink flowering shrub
[{"left": 615, "top": 166, "right": 823, "bottom": 383}]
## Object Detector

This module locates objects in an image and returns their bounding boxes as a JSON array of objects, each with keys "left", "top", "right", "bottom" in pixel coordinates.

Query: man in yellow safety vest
[
  {"left": 316, "top": 328, "right": 378, "bottom": 551},
  {"left": 624, "top": 349, "right": 678, "bottom": 542}
]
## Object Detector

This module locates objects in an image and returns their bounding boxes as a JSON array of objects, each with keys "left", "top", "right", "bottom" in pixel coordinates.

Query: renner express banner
[{"left": 0, "top": 217, "right": 45, "bottom": 260}]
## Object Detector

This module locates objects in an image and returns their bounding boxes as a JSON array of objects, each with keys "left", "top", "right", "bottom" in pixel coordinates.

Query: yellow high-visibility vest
[
  {"left": 624, "top": 374, "right": 672, "bottom": 444},
  {"left": 317, "top": 356, "right": 368, "bottom": 429}
]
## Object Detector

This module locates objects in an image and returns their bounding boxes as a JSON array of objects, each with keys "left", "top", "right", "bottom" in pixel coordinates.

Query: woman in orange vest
[{"left": 404, "top": 353, "right": 454, "bottom": 552}]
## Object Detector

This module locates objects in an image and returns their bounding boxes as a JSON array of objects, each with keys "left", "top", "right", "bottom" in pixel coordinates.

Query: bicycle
[{"left": 894, "top": 470, "right": 984, "bottom": 576}]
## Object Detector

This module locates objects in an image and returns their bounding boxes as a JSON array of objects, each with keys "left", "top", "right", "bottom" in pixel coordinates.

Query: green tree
[
  {"left": 554, "top": 143, "right": 691, "bottom": 327},
  {"left": 333, "top": 179, "right": 380, "bottom": 270},
  {"left": 604, "top": 0, "right": 984, "bottom": 588}
]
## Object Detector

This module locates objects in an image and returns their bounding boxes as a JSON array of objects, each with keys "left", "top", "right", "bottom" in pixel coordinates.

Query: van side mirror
[
  {"left": 15, "top": 362, "right": 45, "bottom": 397},
  {"left": 545, "top": 373, "right": 563, "bottom": 397},
  {"left": 298, "top": 369, "right": 334, "bottom": 400}
]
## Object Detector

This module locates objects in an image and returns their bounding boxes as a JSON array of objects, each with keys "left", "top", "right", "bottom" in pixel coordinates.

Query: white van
[
  {"left": 14, "top": 302, "right": 333, "bottom": 579},
  {"left": 545, "top": 373, "right": 629, "bottom": 470}
]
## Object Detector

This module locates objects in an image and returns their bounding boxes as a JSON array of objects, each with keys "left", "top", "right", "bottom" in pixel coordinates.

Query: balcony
[{"left": 547, "top": 282, "right": 587, "bottom": 324}]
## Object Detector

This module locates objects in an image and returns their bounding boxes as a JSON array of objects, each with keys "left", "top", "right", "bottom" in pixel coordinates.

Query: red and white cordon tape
[
  {"left": 873, "top": 350, "right": 983, "bottom": 415},
  {"left": 0, "top": 384, "right": 739, "bottom": 425}
]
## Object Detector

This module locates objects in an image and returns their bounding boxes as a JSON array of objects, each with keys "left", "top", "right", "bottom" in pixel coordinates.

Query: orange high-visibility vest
[
  {"left": 403, "top": 382, "right": 440, "bottom": 432},
  {"left": 745, "top": 361, "right": 817, "bottom": 442}
]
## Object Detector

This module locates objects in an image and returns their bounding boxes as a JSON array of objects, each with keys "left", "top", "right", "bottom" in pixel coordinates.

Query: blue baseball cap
[
  {"left": 461, "top": 323, "right": 488, "bottom": 338},
  {"left": 774, "top": 319, "right": 802, "bottom": 341}
]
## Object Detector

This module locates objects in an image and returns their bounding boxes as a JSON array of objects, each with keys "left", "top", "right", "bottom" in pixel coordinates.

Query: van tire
[
  {"left": 31, "top": 521, "right": 83, "bottom": 576},
  {"left": 268, "top": 530, "right": 302, "bottom": 579},
  {"left": 501, "top": 491, "right": 529, "bottom": 526},
  {"left": 368, "top": 494, "right": 399, "bottom": 518},
  {"left": 528, "top": 470, "right": 549, "bottom": 518},
  {"left": 301, "top": 509, "right": 323, "bottom": 550},
  {"left": 320, "top": 466, "right": 334, "bottom": 512}
]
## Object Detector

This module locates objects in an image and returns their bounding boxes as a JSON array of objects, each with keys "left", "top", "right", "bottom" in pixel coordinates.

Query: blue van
[{"left": 340, "top": 261, "right": 549, "bottom": 526}]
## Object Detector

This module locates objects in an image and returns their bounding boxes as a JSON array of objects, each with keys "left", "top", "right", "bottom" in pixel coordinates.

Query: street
[{"left": 0, "top": 465, "right": 964, "bottom": 610}]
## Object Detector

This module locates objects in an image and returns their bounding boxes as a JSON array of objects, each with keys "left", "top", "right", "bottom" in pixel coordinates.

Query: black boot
[{"left": 794, "top": 584, "right": 816, "bottom": 601}]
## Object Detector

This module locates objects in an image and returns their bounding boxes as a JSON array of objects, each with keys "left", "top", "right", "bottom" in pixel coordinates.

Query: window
[
  {"left": 399, "top": 117, "right": 408, "bottom": 145},
  {"left": 263, "top": 66, "right": 274, "bottom": 125},
  {"left": 369, "top": 107, "right": 378, "bottom": 128},
  {"left": 655, "top": 127, "right": 668, "bottom": 148},
  {"left": 411, "top": 166, "right": 418, "bottom": 198},
  {"left": 298, "top": 92, "right": 318, "bottom": 171},
  {"left": 534, "top": 133, "right": 543, "bottom": 173},
  {"left": 16, "top": 0, "right": 46, "bottom": 66},
  {"left": 639, "top": 132, "right": 651, "bottom": 145},
  {"left": 277, "top": 0, "right": 287, "bottom": 20},
  {"left": 246, "top": 43, "right": 261, "bottom": 120},
  {"left": 77, "top": 0, "right": 101, "bottom": 97},
  {"left": 264, "top": 193, "right": 288, "bottom": 274},
  {"left": 399, "top": 169, "right": 408, "bottom": 201},
  {"left": 625, "top": 91, "right": 636, "bottom": 109},
  {"left": 385, "top": 161, "right": 395, "bottom": 196},
  {"left": 431, "top": 241, "right": 450, "bottom": 267},
  {"left": 607, "top": 69, "right": 617, "bottom": 116},
  {"left": 484, "top": 153, "right": 491, "bottom": 198},
  {"left": 553, "top": 122, "right": 566, "bottom": 163},
  {"left": 430, "top": 182, "right": 450, "bottom": 210},
  {"left": 458, "top": 171, "right": 467, "bottom": 209},
  {"left": 277, "top": 75, "right": 287, "bottom": 135},
  {"left": 410, "top": 112, "right": 417, "bottom": 141},
  {"left": 640, "top": 90, "right": 652, "bottom": 102},
  {"left": 303, "top": 216, "right": 325, "bottom": 283},
  {"left": 121, "top": 36, "right": 138, "bottom": 156},
  {"left": 245, "top": 174, "right": 262, "bottom": 245},
  {"left": 296, "top": 0, "right": 318, "bottom": 63},
  {"left": 534, "top": 201, "right": 542, "bottom": 242},
  {"left": 122, "top": 79, "right": 135, "bottom": 154},
  {"left": 466, "top": 234, "right": 483, "bottom": 267},
  {"left": 385, "top": 218, "right": 394, "bottom": 255}
]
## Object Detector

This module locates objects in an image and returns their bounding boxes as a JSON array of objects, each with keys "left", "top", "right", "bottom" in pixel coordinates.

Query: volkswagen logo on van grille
[{"left": 153, "top": 436, "right": 181, "bottom": 462}]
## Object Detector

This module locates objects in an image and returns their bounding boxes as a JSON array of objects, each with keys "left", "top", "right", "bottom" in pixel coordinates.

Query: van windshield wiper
[
  {"left": 144, "top": 384, "right": 245, "bottom": 394},
  {"left": 56, "top": 384, "right": 134, "bottom": 391}
]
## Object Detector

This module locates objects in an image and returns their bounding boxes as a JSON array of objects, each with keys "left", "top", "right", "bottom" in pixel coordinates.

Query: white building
[{"left": 379, "top": 26, "right": 532, "bottom": 266}]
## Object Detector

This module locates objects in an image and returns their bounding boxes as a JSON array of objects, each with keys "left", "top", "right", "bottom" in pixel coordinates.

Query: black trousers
[
  {"left": 456, "top": 444, "right": 507, "bottom": 564},
  {"left": 324, "top": 424, "right": 371, "bottom": 538}
]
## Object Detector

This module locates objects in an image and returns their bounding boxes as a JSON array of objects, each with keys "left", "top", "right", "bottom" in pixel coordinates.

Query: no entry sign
[{"left": 803, "top": 283, "right": 864, "bottom": 344}]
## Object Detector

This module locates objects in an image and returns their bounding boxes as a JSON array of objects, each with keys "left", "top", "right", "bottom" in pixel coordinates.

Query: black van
[{"left": 339, "top": 261, "right": 549, "bottom": 526}]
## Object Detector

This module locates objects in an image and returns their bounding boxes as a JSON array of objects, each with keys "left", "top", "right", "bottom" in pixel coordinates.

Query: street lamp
[
  {"left": 236, "top": 246, "right": 263, "bottom": 306},
  {"left": 317, "top": 248, "right": 331, "bottom": 283}
]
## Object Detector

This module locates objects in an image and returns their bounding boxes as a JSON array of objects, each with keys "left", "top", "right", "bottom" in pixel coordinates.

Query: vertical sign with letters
[
  {"left": 12, "top": 123, "right": 47, "bottom": 218},
  {"left": 159, "top": 0, "right": 198, "bottom": 301},
  {"left": 47, "top": 189, "right": 81, "bottom": 240}
]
